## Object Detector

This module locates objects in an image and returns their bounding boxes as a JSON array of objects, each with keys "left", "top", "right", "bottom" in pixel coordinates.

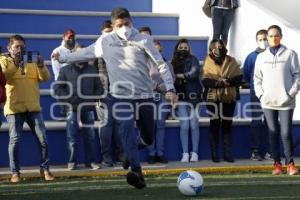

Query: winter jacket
[
  {"left": 0, "top": 55, "right": 50, "bottom": 115},
  {"left": 54, "top": 63, "right": 103, "bottom": 112}
]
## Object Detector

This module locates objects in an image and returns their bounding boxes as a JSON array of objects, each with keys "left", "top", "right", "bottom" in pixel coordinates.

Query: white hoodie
[{"left": 254, "top": 45, "right": 300, "bottom": 110}]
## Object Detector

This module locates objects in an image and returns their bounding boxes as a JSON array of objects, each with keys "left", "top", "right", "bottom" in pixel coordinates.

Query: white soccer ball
[{"left": 177, "top": 170, "right": 204, "bottom": 196}]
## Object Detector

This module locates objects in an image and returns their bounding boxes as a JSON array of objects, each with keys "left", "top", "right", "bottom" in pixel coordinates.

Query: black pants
[{"left": 206, "top": 102, "right": 236, "bottom": 159}]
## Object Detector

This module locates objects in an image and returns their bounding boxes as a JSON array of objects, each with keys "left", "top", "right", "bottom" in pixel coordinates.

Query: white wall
[
  {"left": 153, "top": 0, "right": 300, "bottom": 120},
  {"left": 153, "top": 0, "right": 300, "bottom": 61}
]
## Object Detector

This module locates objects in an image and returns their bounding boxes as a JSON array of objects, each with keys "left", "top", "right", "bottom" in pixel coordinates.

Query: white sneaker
[
  {"left": 181, "top": 153, "right": 189, "bottom": 163},
  {"left": 264, "top": 152, "right": 272, "bottom": 160},
  {"left": 190, "top": 152, "right": 198, "bottom": 162}
]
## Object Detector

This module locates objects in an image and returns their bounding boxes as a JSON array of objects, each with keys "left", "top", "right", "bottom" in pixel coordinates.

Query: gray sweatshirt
[
  {"left": 58, "top": 28, "right": 175, "bottom": 99},
  {"left": 254, "top": 45, "right": 300, "bottom": 110}
]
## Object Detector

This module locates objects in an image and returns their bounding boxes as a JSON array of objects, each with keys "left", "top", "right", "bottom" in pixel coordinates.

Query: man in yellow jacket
[{"left": 0, "top": 35, "right": 54, "bottom": 183}]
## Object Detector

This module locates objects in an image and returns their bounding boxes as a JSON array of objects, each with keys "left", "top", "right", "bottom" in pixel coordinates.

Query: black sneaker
[
  {"left": 148, "top": 156, "right": 156, "bottom": 164},
  {"left": 122, "top": 158, "right": 130, "bottom": 170},
  {"left": 126, "top": 171, "right": 146, "bottom": 189},
  {"left": 156, "top": 155, "right": 168, "bottom": 164},
  {"left": 250, "top": 151, "right": 263, "bottom": 161},
  {"left": 224, "top": 156, "right": 234, "bottom": 163}
]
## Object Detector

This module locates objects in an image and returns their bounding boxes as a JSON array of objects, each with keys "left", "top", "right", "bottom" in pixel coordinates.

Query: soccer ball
[{"left": 177, "top": 170, "right": 204, "bottom": 196}]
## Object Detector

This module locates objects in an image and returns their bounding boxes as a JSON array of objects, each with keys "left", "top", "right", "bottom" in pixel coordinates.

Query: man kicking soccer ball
[{"left": 52, "top": 7, "right": 178, "bottom": 189}]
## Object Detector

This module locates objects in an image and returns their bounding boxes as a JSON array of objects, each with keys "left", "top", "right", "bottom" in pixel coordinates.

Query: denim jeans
[
  {"left": 66, "top": 111, "right": 96, "bottom": 164},
  {"left": 111, "top": 97, "right": 154, "bottom": 170},
  {"left": 263, "top": 109, "right": 294, "bottom": 163},
  {"left": 98, "top": 95, "right": 124, "bottom": 163},
  {"left": 7, "top": 112, "right": 49, "bottom": 174},
  {"left": 176, "top": 103, "right": 200, "bottom": 153},
  {"left": 211, "top": 7, "right": 235, "bottom": 44},
  {"left": 147, "top": 94, "right": 171, "bottom": 157},
  {"left": 250, "top": 95, "right": 269, "bottom": 153}
]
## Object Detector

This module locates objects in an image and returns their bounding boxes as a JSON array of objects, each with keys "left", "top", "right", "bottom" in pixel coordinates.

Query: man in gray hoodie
[{"left": 52, "top": 7, "right": 177, "bottom": 189}]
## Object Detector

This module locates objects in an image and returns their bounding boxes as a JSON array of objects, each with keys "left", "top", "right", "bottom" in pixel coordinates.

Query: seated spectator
[
  {"left": 0, "top": 34, "right": 54, "bottom": 183},
  {"left": 54, "top": 45, "right": 103, "bottom": 170}
]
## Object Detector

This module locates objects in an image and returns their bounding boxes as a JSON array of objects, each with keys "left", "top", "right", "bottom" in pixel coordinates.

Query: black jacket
[
  {"left": 54, "top": 63, "right": 104, "bottom": 112},
  {"left": 174, "top": 55, "right": 202, "bottom": 106}
]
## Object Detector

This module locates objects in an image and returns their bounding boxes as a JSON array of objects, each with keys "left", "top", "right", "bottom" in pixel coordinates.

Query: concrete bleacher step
[
  {"left": 0, "top": 0, "right": 153, "bottom": 12},
  {"left": 0, "top": 9, "right": 179, "bottom": 35}
]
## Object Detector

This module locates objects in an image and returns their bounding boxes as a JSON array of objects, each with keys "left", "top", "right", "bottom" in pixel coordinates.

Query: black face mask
[
  {"left": 213, "top": 47, "right": 227, "bottom": 58},
  {"left": 176, "top": 50, "right": 189, "bottom": 60},
  {"left": 65, "top": 39, "right": 75, "bottom": 49}
]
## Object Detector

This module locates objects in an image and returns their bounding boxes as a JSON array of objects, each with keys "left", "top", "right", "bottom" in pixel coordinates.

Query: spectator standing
[
  {"left": 254, "top": 25, "right": 300, "bottom": 175},
  {"left": 0, "top": 35, "right": 54, "bottom": 183}
]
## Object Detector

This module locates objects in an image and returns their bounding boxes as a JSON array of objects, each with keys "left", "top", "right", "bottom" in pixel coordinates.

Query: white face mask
[
  {"left": 115, "top": 26, "right": 132, "bottom": 40},
  {"left": 258, "top": 40, "right": 268, "bottom": 50}
]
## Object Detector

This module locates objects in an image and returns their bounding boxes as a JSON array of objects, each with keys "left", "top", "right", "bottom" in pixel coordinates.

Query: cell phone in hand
[{"left": 23, "top": 51, "right": 40, "bottom": 63}]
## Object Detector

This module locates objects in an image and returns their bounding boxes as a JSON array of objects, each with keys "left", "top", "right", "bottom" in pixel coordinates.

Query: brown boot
[
  {"left": 10, "top": 174, "right": 21, "bottom": 183},
  {"left": 40, "top": 169, "right": 55, "bottom": 181}
]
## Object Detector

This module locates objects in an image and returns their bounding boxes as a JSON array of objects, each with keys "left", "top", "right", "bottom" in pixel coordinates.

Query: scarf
[{"left": 202, "top": 55, "right": 241, "bottom": 103}]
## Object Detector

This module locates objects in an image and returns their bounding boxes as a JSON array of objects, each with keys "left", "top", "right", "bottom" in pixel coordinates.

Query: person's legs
[
  {"left": 136, "top": 99, "right": 155, "bottom": 149},
  {"left": 146, "top": 99, "right": 158, "bottom": 163},
  {"left": 81, "top": 111, "right": 98, "bottom": 168},
  {"left": 220, "top": 102, "right": 236, "bottom": 162},
  {"left": 26, "top": 112, "right": 54, "bottom": 180},
  {"left": 189, "top": 107, "right": 200, "bottom": 162},
  {"left": 66, "top": 111, "right": 79, "bottom": 168},
  {"left": 278, "top": 109, "right": 294, "bottom": 164},
  {"left": 211, "top": 7, "right": 224, "bottom": 40},
  {"left": 114, "top": 99, "right": 139, "bottom": 169},
  {"left": 263, "top": 109, "right": 280, "bottom": 163},
  {"left": 207, "top": 103, "right": 220, "bottom": 162},
  {"left": 99, "top": 97, "right": 114, "bottom": 166},
  {"left": 250, "top": 95, "right": 264, "bottom": 160},
  {"left": 220, "top": 9, "right": 234, "bottom": 45},
  {"left": 155, "top": 99, "right": 171, "bottom": 163},
  {"left": 26, "top": 112, "right": 49, "bottom": 171},
  {"left": 114, "top": 98, "right": 146, "bottom": 189},
  {"left": 7, "top": 113, "right": 25, "bottom": 176},
  {"left": 176, "top": 103, "right": 190, "bottom": 162}
]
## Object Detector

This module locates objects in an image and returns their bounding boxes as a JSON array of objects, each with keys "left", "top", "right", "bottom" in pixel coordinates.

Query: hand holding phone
[{"left": 36, "top": 54, "right": 44, "bottom": 68}]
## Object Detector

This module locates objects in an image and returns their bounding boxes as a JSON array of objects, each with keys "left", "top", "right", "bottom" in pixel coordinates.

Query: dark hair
[
  {"left": 208, "top": 39, "right": 225, "bottom": 52},
  {"left": 101, "top": 20, "right": 112, "bottom": 31},
  {"left": 256, "top": 29, "right": 267, "bottom": 40},
  {"left": 8, "top": 34, "right": 25, "bottom": 47},
  {"left": 139, "top": 26, "right": 152, "bottom": 35},
  {"left": 267, "top": 25, "right": 282, "bottom": 36},
  {"left": 111, "top": 7, "right": 131, "bottom": 22},
  {"left": 171, "top": 38, "right": 191, "bottom": 71}
]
